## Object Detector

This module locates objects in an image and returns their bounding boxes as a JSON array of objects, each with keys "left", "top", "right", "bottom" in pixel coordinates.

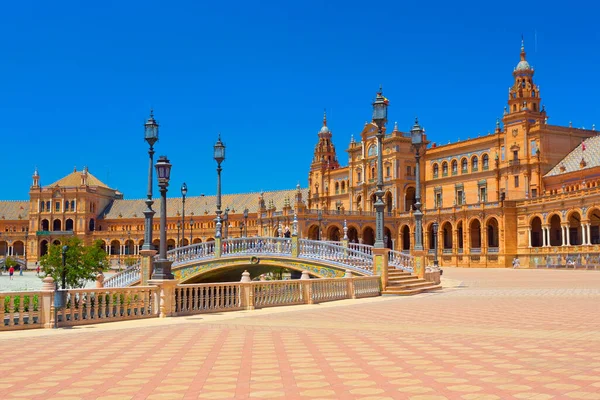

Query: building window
[
  {"left": 501, "top": 146, "right": 505, "bottom": 161},
  {"left": 71, "top": 200, "right": 75, "bottom": 211},
  {"left": 65, "top": 202, "right": 69, "bottom": 212},
  {"left": 471, "top": 157, "right": 479, "bottom": 172},
  {"left": 386, "top": 166, "right": 390, "bottom": 177},
  {"left": 442, "top": 162, "right": 448, "bottom": 177},
  {"left": 433, "top": 164, "right": 439, "bottom": 178},
  {"left": 461, "top": 159, "right": 468, "bottom": 173},
  {"left": 532, "top": 188, "right": 538, "bottom": 198},
  {"left": 451, "top": 160, "right": 458, "bottom": 175},
  {"left": 55, "top": 202, "right": 60, "bottom": 212},
  {"left": 435, "top": 192, "right": 442, "bottom": 208},
  {"left": 456, "top": 190, "right": 464, "bottom": 205},
  {"left": 513, "top": 150, "right": 519, "bottom": 161},
  {"left": 530, "top": 140, "right": 537, "bottom": 156},
  {"left": 406, "top": 166, "right": 411, "bottom": 176},
  {"left": 514, "top": 175, "right": 519, "bottom": 188},
  {"left": 479, "top": 187, "right": 487, "bottom": 203},
  {"left": 46, "top": 201, "right": 50, "bottom": 211},
  {"left": 482, "top": 154, "right": 489, "bottom": 170},
  {"left": 40, "top": 202, "right": 44, "bottom": 212},
  {"left": 357, "top": 171, "right": 361, "bottom": 182}
]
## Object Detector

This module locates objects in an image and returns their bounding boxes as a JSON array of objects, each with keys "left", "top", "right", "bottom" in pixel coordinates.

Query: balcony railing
[
  {"left": 509, "top": 159, "right": 520, "bottom": 166},
  {"left": 36, "top": 230, "right": 74, "bottom": 236}
]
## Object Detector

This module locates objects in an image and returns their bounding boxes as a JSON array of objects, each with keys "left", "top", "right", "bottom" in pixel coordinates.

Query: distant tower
[
  {"left": 504, "top": 37, "right": 546, "bottom": 124},
  {"left": 32, "top": 167, "right": 40, "bottom": 188},
  {"left": 310, "top": 110, "right": 340, "bottom": 171}
]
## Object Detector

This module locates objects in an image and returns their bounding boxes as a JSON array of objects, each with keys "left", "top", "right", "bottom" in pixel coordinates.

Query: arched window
[
  {"left": 71, "top": 200, "right": 75, "bottom": 211},
  {"left": 451, "top": 160, "right": 458, "bottom": 175},
  {"left": 442, "top": 162, "right": 448, "bottom": 176},
  {"left": 371, "top": 167, "right": 375, "bottom": 179},
  {"left": 532, "top": 90, "right": 536, "bottom": 97},
  {"left": 471, "top": 157, "right": 479, "bottom": 171},
  {"left": 513, "top": 104, "right": 517, "bottom": 112},
  {"left": 406, "top": 166, "right": 412, "bottom": 176},
  {"left": 433, "top": 164, "right": 439, "bottom": 178},
  {"left": 357, "top": 169, "right": 362, "bottom": 182},
  {"left": 482, "top": 154, "right": 489, "bottom": 170},
  {"left": 461, "top": 158, "right": 468, "bottom": 172},
  {"left": 335, "top": 182, "right": 339, "bottom": 194},
  {"left": 341, "top": 181, "right": 345, "bottom": 192}
]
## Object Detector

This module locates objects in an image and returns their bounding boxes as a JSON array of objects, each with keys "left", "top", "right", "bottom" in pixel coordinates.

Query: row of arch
[
  {"left": 39, "top": 218, "right": 96, "bottom": 232},
  {"left": 432, "top": 154, "right": 490, "bottom": 178},
  {"left": 528, "top": 209, "right": 600, "bottom": 247}
]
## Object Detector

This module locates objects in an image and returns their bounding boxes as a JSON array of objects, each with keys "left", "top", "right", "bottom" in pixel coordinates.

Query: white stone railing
[
  {"left": 348, "top": 243, "right": 373, "bottom": 256},
  {"left": 174, "top": 282, "right": 242, "bottom": 315},
  {"left": 104, "top": 262, "right": 142, "bottom": 288},
  {"left": 388, "top": 250, "right": 414, "bottom": 273},
  {"left": 0, "top": 291, "right": 44, "bottom": 331},
  {"left": 57, "top": 286, "right": 158, "bottom": 327},
  {"left": 222, "top": 237, "right": 292, "bottom": 257},
  {"left": 298, "top": 239, "right": 374, "bottom": 275},
  {"left": 172, "top": 275, "right": 381, "bottom": 316},
  {"left": 169, "top": 241, "right": 216, "bottom": 265}
]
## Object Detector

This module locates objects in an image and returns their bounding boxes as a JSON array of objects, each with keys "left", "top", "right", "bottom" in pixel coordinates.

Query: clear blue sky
[{"left": 1, "top": 1, "right": 599, "bottom": 200}]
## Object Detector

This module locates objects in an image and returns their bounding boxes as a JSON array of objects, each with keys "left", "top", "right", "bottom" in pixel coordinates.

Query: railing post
[
  {"left": 95, "top": 273, "right": 104, "bottom": 288},
  {"left": 215, "top": 237, "right": 222, "bottom": 258},
  {"left": 372, "top": 248, "right": 389, "bottom": 289},
  {"left": 291, "top": 236, "right": 299, "bottom": 257},
  {"left": 240, "top": 270, "right": 254, "bottom": 310},
  {"left": 300, "top": 270, "right": 313, "bottom": 304},
  {"left": 344, "top": 269, "right": 355, "bottom": 299},
  {"left": 413, "top": 250, "right": 427, "bottom": 279},
  {"left": 40, "top": 276, "right": 55, "bottom": 329},
  {"left": 148, "top": 279, "right": 179, "bottom": 318},
  {"left": 139, "top": 249, "right": 157, "bottom": 285}
]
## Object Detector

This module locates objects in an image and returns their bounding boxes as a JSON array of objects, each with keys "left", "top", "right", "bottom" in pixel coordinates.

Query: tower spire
[{"left": 323, "top": 109, "right": 327, "bottom": 126}]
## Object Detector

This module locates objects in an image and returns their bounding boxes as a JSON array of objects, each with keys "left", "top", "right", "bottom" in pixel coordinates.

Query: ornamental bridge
[{"left": 104, "top": 237, "right": 441, "bottom": 296}]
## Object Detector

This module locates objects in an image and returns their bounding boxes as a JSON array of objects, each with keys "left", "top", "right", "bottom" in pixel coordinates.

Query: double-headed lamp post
[
  {"left": 214, "top": 135, "right": 226, "bottom": 238},
  {"left": 181, "top": 182, "right": 187, "bottom": 246},
  {"left": 142, "top": 110, "right": 158, "bottom": 252},
  {"left": 189, "top": 218, "right": 194, "bottom": 244},
  {"left": 411, "top": 118, "right": 425, "bottom": 251},
  {"left": 317, "top": 210, "right": 323, "bottom": 240},
  {"left": 176, "top": 220, "right": 181, "bottom": 248},
  {"left": 372, "top": 88, "right": 388, "bottom": 248},
  {"left": 432, "top": 221, "right": 439, "bottom": 267},
  {"left": 243, "top": 208, "right": 249, "bottom": 237},
  {"left": 153, "top": 156, "right": 173, "bottom": 279}
]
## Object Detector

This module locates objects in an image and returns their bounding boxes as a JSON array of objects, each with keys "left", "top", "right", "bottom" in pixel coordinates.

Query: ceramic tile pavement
[{"left": 1, "top": 268, "right": 600, "bottom": 400}]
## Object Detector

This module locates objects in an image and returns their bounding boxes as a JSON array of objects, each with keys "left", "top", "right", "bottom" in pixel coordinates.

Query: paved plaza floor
[{"left": 1, "top": 268, "right": 600, "bottom": 399}]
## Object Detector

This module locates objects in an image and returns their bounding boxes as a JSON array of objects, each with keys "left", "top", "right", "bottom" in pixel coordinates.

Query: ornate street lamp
[
  {"left": 317, "top": 210, "right": 323, "bottom": 240},
  {"left": 24, "top": 227, "right": 29, "bottom": 271},
  {"left": 411, "top": 118, "right": 425, "bottom": 251},
  {"left": 181, "top": 182, "right": 187, "bottom": 246},
  {"left": 153, "top": 155, "right": 173, "bottom": 279},
  {"left": 142, "top": 110, "right": 159, "bottom": 252},
  {"left": 189, "top": 217, "right": 194, "bottom": 244},
  {"left": 223, "top": 208, "right": 230, "bottom": 239},
  {"left": 432, "top": 221, "right": 439, "bottom": 267},
  {"left": 61, "top": 245, "right": 69, "bottom": 290},
  {"left": 372, "top": 88, "right": 388, "bottom": 248},
  {"left": 176, "top": 220, "right": 181, "bottom": 248},
  {"left": 243, "top": 208, "right": 249, "bottom": 237},
  {"left": 214, "top": 135, "right": 226, "bottom": 238}
]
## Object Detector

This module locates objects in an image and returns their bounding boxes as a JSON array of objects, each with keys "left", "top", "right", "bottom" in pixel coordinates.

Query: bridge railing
[
  {"left": 1, "top": 291, "right": 44, "bottom": 331},
  {"left": 298, "top": 239, "right": 374, "bottom": 275},
  {"left": 104, "top": 262, "right": 142, "bottom": 288},
  {"left": 168, "top": 242, "right": 216, "bottom": 265},
  {"left": 222, "top": 237, "right": 292, "bottom": 257},
  {"left": 388, "top": 250, "right": 414, "bottom": 273}
]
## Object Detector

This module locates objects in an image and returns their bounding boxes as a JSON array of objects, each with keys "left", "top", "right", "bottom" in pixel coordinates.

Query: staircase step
[
  {"left": 387, "top": 280, "right": 436, "bottom": 290},
  {"left": 382, "top": 285, "right": 442, "bottom": 296},
  {"left": 387, "top": 276, "right": 422, "bottom": 283}
]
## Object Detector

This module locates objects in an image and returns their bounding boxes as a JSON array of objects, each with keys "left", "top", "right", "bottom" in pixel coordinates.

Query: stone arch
[
  {"left": 347, "top": 226, "right": 359, "bottom": 243},
  {"left": 167, "top": 239, "right": 176, "bottom": 251},
  {"left": 567, "top": 211, "right": 582, "bottom": 245},
  {"left": 307, "top": 224, "right": 320, "bottom": 240},
  {"left": 124, "top": 239, "right": 134, "bottom": 255},
  {"left": 432, "top": 163, "right": 439, "bottom": 177},
  {"left": 327, "top": 225, "right": 342, "bottom": 241},
  {"left": 181, "top": 238, "right": 190, "bottom": 246},
  {"left": 152, "top": 238, "right": 160, "bottom": 249},
  {"left": 482, "top": 153, "right": 490, "bottom": 170},
  {"left": 426, "top": 222, "right": 436, "bottom": 250},
  {"left": 486, "top": 217, "right": 499, "bottom": 248},
  {"left": 405, "top": 186, "right": 416, "bottom": 212},
  {"left": 548, "top": 214, "right": 562, "bottom": 246},
  {"left": 65, "top": 218, "right": 74, "bottom": 231},
  {"left": 110, "top": 240, "right": 121, "bottom": 255},
  {"left": 441, "top": 221, "right": 452, "bottom": 249},
  {"left": 53, "top": 219, "right": 62, "bottom": 231},
  {"left": 471, "top": 155, "right": 479, "bottom": 171},
  {"left": 370, "top": 193, "right": 377, "bottom": 211},
  {"left": 12, "top": 241, "right": 24, "bottom": 256},
  {"left": 362, "top": 226, "right": 375, "bottom": 246},
  {"left": 469, "top": 219, "right": 481, "bottom": 249},
  {"left": 385, "top": 191, "right": 393, "bottom": 213},
  {"left": 356, "top": 194, "right": 362, "bottom": 211},
  {"left": 39, "top": 240, "right": 49, "bottom": 257},
  {"left": 441, "top": 161, "right": 448, "bottom": 176},
  {"left": 451, "top": 159, "right": 458, "bottom": 175},
  {"left": 461, "top": 157, "right": 468, "bottom": 173},
  {"left": 384, "top": 226, "right": 393, "bottom": 249},
  {"left": 401, "top": 225, "right": 410, "bottom": 251},
  {"left": 457, "top": 220, "right": 464, "bottom": 250},
  {"left": 588, "top": 208, "right": 600, "bottom": 244},
  {"left": 530, "top": 216, "right": 543, "bottom": 247},
  {"left": 89, "top": 218, "right": 95, "bottom": 232},
  {"left": 193, "top": 238, "right": 202, "bottom": 244},
  {"left": 52, "top": 240, "right": 61, "bottom": 246},
  {"left": 41, "top": 219, "right": 49, "bottom": 231}
]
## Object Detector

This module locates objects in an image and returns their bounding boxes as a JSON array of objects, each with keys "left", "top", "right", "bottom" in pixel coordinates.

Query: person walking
[
  {"left": 36, "top": 264, "right": 40, "bottom": 276},
  {"left": 512, "top": 257, "right": 520, "bottom": 269},
  {"left": 8, "top": 265, "right": 15, "bottom": 280}
]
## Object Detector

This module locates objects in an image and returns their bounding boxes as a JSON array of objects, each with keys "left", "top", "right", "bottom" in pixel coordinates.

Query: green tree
[
  {"left": 39, "top": 237, "right": 108, "bottom": 289},
  {"left": 5, "top": 257, "right": 18, "bottom": 268}
]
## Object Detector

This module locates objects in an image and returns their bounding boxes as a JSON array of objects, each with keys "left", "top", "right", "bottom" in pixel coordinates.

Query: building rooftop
[{"left": 545, "top": 134, "right": 600, "bottom": 177}]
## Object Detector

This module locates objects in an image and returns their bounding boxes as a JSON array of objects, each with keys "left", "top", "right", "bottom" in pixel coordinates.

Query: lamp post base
[
  {"left": 151, "top": 259, "right": 174, "bottom": 280},
  {"left": 139, "top": 249, "right": 157, "bottom": 286}
]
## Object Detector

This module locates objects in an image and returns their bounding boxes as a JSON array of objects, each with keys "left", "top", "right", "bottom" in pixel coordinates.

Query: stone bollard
[
  {"left": 148, "top": 279, "right": 179, "bottom": 318},
  {"left": 240, "top": 270, "right": 252, "bottom": 283},
  {"left": 41, "top": 276, "right": 56, "bottom": 329},
  {"left": 96, "top": 273, "right": 105, "bottom": 288},
  {"left": 300, "top": 271, "right": 313, "bottom": 304},
  {"left": 344, "top": 269, "right": 356, "bottom": 299}
]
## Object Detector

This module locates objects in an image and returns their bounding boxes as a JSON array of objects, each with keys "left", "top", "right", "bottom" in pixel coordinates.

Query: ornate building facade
[{"left": 1, "top": 41, "right": 599, "bottom": 269}]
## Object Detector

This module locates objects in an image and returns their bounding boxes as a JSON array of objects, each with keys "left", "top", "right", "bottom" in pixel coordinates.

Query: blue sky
[{"left": 1, "top": 1, "right": 599, "bottom": 200}]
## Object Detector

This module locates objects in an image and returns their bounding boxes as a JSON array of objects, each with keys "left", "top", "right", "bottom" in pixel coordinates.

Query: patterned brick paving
[{"left": 1, "top": 268, "right": 600, "bottom": 399}]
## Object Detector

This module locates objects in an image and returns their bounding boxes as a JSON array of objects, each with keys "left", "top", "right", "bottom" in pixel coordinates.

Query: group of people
[{"left": 2, "top": 263, "right": 41, "bottom": 280}]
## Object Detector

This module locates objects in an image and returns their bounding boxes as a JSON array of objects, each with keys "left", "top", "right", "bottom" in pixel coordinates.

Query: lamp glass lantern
[
  {"left": 214, "top": 135, "right": 226, "bottom": 164},
  {"left": 144, "top": 111, "right": 159, "bottom": 146},
  {"left": 181, "top": 182, "right": 188, "bottom": 197},
  {"left": 155, "top": 156, "right": 172, "bottom": 185},
  {"left": 411, "top": 119, "right": 424, "bottom": 146},
  {"left": 372, "top": 93, "right": 388, "bottom": 127}
]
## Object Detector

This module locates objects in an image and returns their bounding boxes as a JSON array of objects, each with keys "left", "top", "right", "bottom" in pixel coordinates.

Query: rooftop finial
[
  {"left": 520, "top": 35, "right": 526, "bottom": 61},
  {"left": 378, "top": 84, "right": 383, "bottom": 94},
  {"left": 150, "top": 107, "right": 154, "bottom": 118},
  {"left": 73, "top": 166, "right": 77, "bottom": 173},
  {"left": 393, "top": 121, "right": 399, "bottom": 132},
  {"left": 323, "top": 108, "right": 327, "bottom": 126},
  {"left": 33, "top": 166, "right": 38, "bottom": 177}
]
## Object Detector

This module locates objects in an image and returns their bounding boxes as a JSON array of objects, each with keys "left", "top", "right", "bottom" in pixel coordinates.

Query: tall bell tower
[{"left": 308, "top": 111, "right": 339, "bottom": 208}]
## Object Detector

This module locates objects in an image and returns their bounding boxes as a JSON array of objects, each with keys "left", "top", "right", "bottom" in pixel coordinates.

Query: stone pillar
[
  {"left": 566, "top": 225, "right": 571, "bottom": 246},
  {"left": 41, "top": 276, "right": 56, "bottom": 329},
  {"left": 586, "top": 224, "right": 592, "bottom": 245},
  {"left": 300, "top": 271, "right": 313, "bottom": 304},
  {"left": 412, "top": 250, "right": 427, "bottom": 279},
  {"left": 528, "top": 228, "right": 532, "bottom": 248},
  {"left": 291, "top": 235, "right": 299, "bottom": 257},
  {"left": 215, "top": 237, "right": 222, "bottom": 258},
  {"left": 344, "top": 269, "right": 355, "bottom": 299},
  {"left": 240, "top": 270, "right": 254, "bottom": 310},
  {"left": 139, "top": 249, "right": 157, "bottom": 286},
  {"left": 95, "top": 273, "right": 105, "bottom": 288},
  {"left": 147, "top": 279, "right": 179, "bottom": 318},
  {"left": 561, "top": 226, "right": 566, "bottom": 246},
  {"left": 372, "top": 247, "right": 389, "bottom": 288},
  {"left": 581, "top": 224, "right": 587, "bottom": 246}
]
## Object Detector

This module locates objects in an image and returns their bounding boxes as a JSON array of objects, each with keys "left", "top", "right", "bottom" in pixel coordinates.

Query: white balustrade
[
  {"left": 311, "top": 279, "right": 348, "bottom": 303},
  {"left": 169, "top": 242, "right": 215, "bottom": 265},
  {"left": 298, "top": 239, "right": 374, "bottom": 274},
  {"left": 0, "top": 291, "right": 43, "bottom": 331},
  {"left": 104, "top": 262, "right": 142, "bottom": 288},
  {"left": 253, "top": 281, "right": 304, "bottom": 307},
  {"left": 388, "top": 250, "right": 414, "bottom": 273},
  {"left": 174, "top": 283, "right": 242, "bottom": 314},
  {"left": 221, "top": 237, "right": 292, "bottom": 256},
  {"left": 58, "top": 287, "right": 158, "bottom": 327},
  {"left": 353, "top": 277, "right": 381, "bottom": 298}
]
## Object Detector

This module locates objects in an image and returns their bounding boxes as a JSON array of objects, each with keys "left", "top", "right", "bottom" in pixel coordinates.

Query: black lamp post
[
  {"left": 243, "top": 208, "right": 249, "bottom": 237},
  {"left": 181, "top": 182, "right": 187, "bottom": 246},
  {"left": 214, "top": 135, "right": 226, "bottom": 238},
  {"left": 224, "top": 208, "right": 229, "bottom": 239},
  {"left": 372, "top": 87, "right": 388, "bottom": 248},
  {"left": 142, "top": 110, "right": 158, "bottom": 252},
  {"left": 61, "top": 245, "right": 68, "bottom": 289},
  {"left": 411, "top": 118, "right": 425, "bottom": 251},
  {"left": 432, "top": 221, "right": 439, "bottom": 267},
  {"left": 189, "top": 217, "right": 194, "bottom": 244},
  {"left": 24, "top": 227, "right": 29, "bottom": 272},
  {"left": 317, "top": 210, "right": 323, "bottom": 240},
  {"left": 153, "top": 155, "right": 173, "bottom": 279},
  {"left": 176, "top": 220, "right": 181, "bottom": 248}
]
